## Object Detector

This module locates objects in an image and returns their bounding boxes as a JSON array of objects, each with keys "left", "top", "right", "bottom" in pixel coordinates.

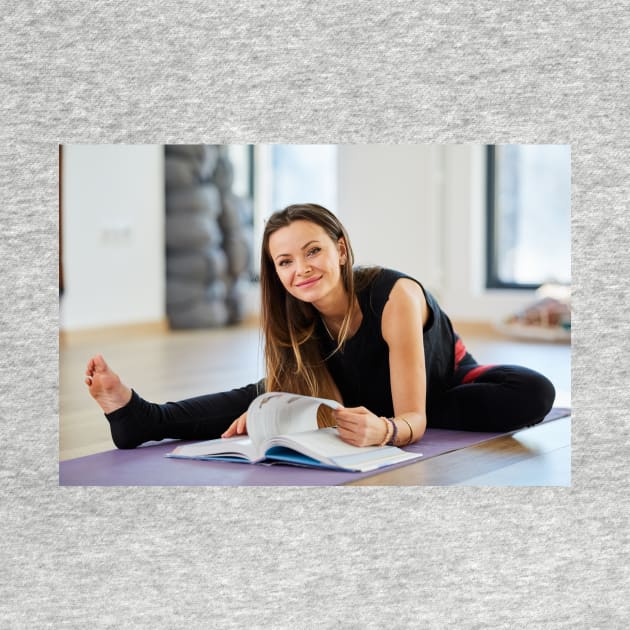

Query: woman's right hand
[{"left": 221, "top": 411, "right": 248, "bottom": 438}]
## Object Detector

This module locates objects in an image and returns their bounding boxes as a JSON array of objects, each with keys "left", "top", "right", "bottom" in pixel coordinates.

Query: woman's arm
[
  {"left": 381, "top": 278, "right": 429, "bottom": 444},
  {"left": 333, "top": 278, "right": 428, "bottom": 446}
]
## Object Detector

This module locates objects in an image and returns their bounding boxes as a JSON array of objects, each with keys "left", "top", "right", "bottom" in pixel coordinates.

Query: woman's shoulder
[
  {"left": 354, "top": 267, "right": 423, "bottom": 316},
  {"left": 355, "top": 267, "right": 420, "bottom": 293}
]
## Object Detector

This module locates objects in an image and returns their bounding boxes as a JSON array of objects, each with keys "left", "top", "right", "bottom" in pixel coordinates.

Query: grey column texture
[{"left": 164, "top": 144, "right": 252, "bottom": 328}]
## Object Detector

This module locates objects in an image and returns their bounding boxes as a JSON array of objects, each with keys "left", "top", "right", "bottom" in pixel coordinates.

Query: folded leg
[{"left": 427, "top": 365, "right": 555, "bottom": 432}]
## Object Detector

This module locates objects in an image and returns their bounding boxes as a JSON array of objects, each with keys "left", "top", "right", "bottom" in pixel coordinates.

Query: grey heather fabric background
[{"left": 1, "top": 1, "right": 628, "bottom": 627}]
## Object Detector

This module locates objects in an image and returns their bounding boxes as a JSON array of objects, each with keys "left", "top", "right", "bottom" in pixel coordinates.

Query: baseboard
[
  {"left": 60, "top": 319, "right": 170, "bottom": 346},
  {"left": 60, "top": 318, "right": 499, "bottom": 346},
  {"left": 450, "top": 320, "right": 498, "bottom": 338}
]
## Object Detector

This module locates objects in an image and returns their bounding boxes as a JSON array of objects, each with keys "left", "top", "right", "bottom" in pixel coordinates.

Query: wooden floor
[{"left": 59, "top": 320, "right": 571, "bottom": 485}]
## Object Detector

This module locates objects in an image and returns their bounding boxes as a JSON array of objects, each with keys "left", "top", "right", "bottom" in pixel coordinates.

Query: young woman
[{"left": 85, "top": 203, "right": 555, "bottom": 449}]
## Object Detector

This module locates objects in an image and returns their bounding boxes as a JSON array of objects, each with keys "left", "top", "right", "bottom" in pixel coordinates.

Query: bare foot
[{"left": 85, "top": 354, "right": 133, "bottom": 414}]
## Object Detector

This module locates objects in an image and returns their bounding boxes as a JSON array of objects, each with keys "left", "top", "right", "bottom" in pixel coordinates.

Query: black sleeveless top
[{"left": 316, "top": 268, "right": 457, "bottom": 417}]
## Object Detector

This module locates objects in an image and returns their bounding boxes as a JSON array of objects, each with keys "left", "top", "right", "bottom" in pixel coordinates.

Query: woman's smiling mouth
[{"left": 295, "top": 276, "right": 322, "bottom": 288}]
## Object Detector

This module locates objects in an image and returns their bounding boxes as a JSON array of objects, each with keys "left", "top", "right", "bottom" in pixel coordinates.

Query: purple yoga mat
[{"left": 59, "top": 408, "right": 570, "bottom": 486}]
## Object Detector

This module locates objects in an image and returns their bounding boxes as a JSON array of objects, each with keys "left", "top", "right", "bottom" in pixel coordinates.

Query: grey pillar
[{"left": 164, "top": 145, "right": 252, "bottom": 328}]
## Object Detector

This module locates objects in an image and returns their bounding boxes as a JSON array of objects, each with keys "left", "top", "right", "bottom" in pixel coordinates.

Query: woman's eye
[
  {"left": 278, "top": 259, "right": 291, "bottom": 267},
  {"left": 307, "top": 247, "right": 321, "bottom": 257}
]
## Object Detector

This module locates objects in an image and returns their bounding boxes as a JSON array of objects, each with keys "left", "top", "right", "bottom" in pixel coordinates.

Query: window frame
[{"left": 485, "top": 145, "right": 544, "bottom": 291}]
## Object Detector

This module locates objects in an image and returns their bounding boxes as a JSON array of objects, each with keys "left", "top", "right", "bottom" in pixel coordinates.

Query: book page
[
  {"left": 272, "top": 427, "right": 392, "bottom": 459},
  {"left": 269, "top": 428, "right": 422, "bottom": 472},
  {"left": 167, "top": 436, "right": 258, "bottom": 460},
  {"left": 246, "top": 392, "right": 341, "bottom": 450}
]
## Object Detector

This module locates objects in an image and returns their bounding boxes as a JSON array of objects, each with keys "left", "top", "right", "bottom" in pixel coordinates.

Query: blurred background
[
  {"left": 59, "top": 144, "right": 570, "bottom": 332},
  {"left": 59, "top": 144, "right": 571, "bottom": 459}
]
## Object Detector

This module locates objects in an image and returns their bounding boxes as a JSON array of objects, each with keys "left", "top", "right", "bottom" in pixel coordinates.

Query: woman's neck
[
  {"left": 312, "top": 282, "right": 351, "bottom": 321},
  {"left": 319, "top": 294, "right": 362, "bottom": 339}
]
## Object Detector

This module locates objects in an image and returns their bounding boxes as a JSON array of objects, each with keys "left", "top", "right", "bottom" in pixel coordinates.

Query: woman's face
[{"left": 267, "top": 220, "right": 347, "bottom": 307}]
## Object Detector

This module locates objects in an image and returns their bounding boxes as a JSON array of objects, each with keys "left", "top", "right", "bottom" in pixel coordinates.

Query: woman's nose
[{"left": 296, "top": 258, "right": 311, "bottom": 274}]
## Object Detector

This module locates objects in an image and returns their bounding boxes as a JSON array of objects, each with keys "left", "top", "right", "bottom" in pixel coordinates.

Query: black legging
[
  {"left": 426, "top": 365, "right": 555, "bottom": 433},
  {"left": 105, "top": 366, "right": 555, "bottom": 449},
  {"left": 106, "top": 381, "right": 265, "bottom": 449}
]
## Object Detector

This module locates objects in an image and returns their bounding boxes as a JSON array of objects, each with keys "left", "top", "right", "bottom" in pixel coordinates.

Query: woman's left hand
[
  {"left": 332, "top": 406, "right": 386, "bottom": 447},
  {"left": 221, "top": 411, "right": 248, "bottom": 438}
]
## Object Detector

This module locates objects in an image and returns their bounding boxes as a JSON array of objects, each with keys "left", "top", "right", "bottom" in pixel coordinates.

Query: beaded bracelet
[
  {"left": 386, "top": 418, "right": 398, "bottom": 446},
  {"left": 378, "top": 416, "right": 392, "bottom": 447},
  {"left": 399, "top": 417, "right": 414, "bottom": 445}
]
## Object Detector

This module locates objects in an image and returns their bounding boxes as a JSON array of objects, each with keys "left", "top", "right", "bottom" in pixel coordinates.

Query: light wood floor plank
[{"left": 345, "top": 417, "right": 571, "bottom": 486}]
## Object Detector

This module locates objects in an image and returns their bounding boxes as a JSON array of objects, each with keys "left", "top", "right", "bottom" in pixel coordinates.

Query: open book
[{"left": 166, "top": 392, "right": 422, "bottom": 472}]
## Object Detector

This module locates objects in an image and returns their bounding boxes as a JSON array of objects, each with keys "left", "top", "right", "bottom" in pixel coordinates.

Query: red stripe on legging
[
  {"left": 461, "top": 365, "right": 495, "bottom": 384},
  {"left": 454, "top": 337, "right": 467, "bottom": 369}
]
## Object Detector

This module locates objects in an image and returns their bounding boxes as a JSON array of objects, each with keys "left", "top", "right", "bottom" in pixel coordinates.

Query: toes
[{"left": 93, "top": 354, "right": 109, "bottom": 373}]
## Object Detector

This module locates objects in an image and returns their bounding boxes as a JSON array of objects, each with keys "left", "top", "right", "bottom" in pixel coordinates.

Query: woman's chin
[
  {"left": 294, "top": 291, "right": 320, "bottom": 303},
  {"left": 292, "top": 288, "right": 325, "bottom": 304}
]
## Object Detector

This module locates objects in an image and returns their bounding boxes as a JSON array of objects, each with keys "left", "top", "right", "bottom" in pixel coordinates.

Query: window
[
  {"left": 227, "top": 145, "right": 254, "bottom": 199},
  {"left": 486, "top": 145, "right": 571, "bottom": 289},
  {"left": 251, "top": 145, "right": 338, "bottom": 275},
  {"left": 269, "top": 144, "right": 337, "bottom": 212}
]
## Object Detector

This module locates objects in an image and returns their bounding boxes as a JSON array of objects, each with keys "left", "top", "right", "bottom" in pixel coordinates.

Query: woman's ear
[{"left": 337, "top": 237, "right": 348, "bottom": 263}]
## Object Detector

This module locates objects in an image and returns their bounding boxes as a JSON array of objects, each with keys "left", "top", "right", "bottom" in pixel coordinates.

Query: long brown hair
[{"left": 260, "top": 204, "right": 378, "bottom": 422}]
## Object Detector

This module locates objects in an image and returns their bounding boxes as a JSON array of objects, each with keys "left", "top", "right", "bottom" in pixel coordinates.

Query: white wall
[
  {"left": 60, "top": 145, "right": 165, "bottom": 331},
  {"left": 337, "top": 145, "right": 538, "bottom": 321},
  {"left": 337, "top": 145, "right": 443, "bottom": 292}
]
